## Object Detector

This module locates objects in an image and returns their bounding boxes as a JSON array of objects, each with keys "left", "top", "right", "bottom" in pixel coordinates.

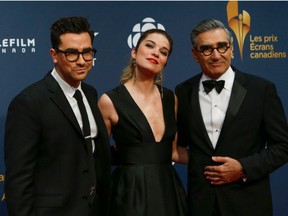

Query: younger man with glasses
[
  {"left": 4, "top": 16, "right": 111, "bottom": 216},
  {"left": 175, "top": 19, "right": 288, "bottom": 216}
]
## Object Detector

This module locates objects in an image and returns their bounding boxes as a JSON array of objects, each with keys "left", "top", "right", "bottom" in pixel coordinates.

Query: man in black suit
[
  {"left": 175, "top": 19, "right": 288, "bottom": 216},
  {"left": 4, "top": 16, "right": 111, "bottom": 216}
]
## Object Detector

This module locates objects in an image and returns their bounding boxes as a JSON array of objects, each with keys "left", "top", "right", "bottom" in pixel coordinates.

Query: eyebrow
[
  {"left": 199, "top": 41, "right": 229, "bottom": 48},
  {"left": 145, "top": 39, "right": 170, "bottom": 51},
  {"left": 62, "top": 47, "right": 93, "bottom": 52}
]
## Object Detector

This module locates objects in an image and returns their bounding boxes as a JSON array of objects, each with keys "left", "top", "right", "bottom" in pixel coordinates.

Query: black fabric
[
  {"left": 175, "top": 67, "right": 288, "bottom": 216},
  {"left": 73, "top": 89, "right": 96, "bottom": 205},
  {"left": 202, "top": 80, "right": 225, "bottom": 94},
  {"left": 74, "top": 89, "right": 91, "bottom": 137},
  {"left": 106, "top": 85, "right": 188, "bottom": 216},
  {"left": 4, "top": 73, "right": 111, "bottom": 216}
]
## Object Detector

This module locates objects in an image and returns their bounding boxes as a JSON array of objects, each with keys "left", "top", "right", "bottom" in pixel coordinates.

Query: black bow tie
[{"left": 202, "top": 80, "right": 225, "bottom": 94}]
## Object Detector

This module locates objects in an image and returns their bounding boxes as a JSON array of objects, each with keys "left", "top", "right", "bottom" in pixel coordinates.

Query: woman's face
[{"left": 132, "top": 33, "right": 171, "bottom": 78}]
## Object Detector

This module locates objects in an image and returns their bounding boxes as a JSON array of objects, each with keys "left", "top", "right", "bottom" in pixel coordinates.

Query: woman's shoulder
[
  {"left": 105, "top": 85, "right": 125, "bottom": 97},
  {"left": 160, "top": 85, "right": 174, "bottom": 97}
]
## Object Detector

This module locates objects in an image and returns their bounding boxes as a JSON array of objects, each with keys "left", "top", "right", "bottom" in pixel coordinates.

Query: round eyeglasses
[
  {"left": 194, "top": 45, "right": 230, "bottom": 56},
  {"left": 55, "top": 48, "right": 97, "bottom": 62}
]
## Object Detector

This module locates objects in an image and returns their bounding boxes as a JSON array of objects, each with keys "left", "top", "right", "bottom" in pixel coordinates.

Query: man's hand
[{"left": 204, "top": 156, "right": 245, "bottom": 185}]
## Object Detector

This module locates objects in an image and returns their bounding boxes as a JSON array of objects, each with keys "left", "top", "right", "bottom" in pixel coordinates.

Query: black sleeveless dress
[{"left": 106, "top": 85, "right": 187, "bottom": 216}]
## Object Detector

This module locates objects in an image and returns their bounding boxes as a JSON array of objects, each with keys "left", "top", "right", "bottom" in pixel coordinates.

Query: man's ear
[
  {"left": 50, "top": 48, "right": 58, "bottom": 64},
  {"left": 192, "top": 48, "right": 199, "bottom": 63}
]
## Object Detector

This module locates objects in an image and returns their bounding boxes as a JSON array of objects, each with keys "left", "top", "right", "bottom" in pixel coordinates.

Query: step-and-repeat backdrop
[{"left": 1, "top": 1, "right": 288, "bottom": 215}]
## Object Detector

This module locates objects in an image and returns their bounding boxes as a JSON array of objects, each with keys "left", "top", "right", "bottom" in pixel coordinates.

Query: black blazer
[
  {"left": 4, "top": 73, "right": 111, "bottom": 216},
  {"left": 175, "top": 66, "right": 288, "bottom": 216}
]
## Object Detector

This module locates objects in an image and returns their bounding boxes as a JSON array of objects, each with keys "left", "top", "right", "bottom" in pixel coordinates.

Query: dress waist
[{"left": 116, "top": 140, "right": 172, "bottom": 165}]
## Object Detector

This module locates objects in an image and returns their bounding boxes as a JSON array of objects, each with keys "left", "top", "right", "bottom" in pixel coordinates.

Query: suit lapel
[
  {"left": 82, "top": 84, "right": 107, "bottom": 140},
  {"left": 190, "top": 75, "right": 214, "bottom": 148},
  {"left": 45, "top": 73, "right": 83, "bottom": 136},
  {"left": 217, "top": 72, "right": 247, "bottom": 146}
]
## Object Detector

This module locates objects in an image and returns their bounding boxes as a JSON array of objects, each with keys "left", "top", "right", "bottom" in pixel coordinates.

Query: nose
[
  {"left": 76, "top": 53, "right": 86, "bottom": 64},
  {"left": 152, "top": 48, "right": 160, "bottom": 57},
  {"left": 210, "top": 48, "right": 221, "bottom": 59}
]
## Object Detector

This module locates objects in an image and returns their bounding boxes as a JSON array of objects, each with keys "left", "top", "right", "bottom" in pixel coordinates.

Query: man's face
[
  {"left": 50, "top": 32, "right": 94, "bottom": 88},
  {"left": 192, "top": 29, "right": 233, "bottom": 79}
]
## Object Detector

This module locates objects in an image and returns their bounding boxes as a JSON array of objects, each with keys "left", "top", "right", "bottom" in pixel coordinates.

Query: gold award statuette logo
[{"left": 227, "top": 0, "right": 250, "bottom": 60}]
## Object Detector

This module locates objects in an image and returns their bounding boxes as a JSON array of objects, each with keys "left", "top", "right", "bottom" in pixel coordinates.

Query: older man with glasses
[{"left": 175, "top": 18, "right": 288, "bottom": 216}]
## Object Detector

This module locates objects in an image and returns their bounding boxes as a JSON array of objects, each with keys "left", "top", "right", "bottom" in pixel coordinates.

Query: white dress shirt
[{"left": 199, "top": 66, "right": 235, "bottom": 148}]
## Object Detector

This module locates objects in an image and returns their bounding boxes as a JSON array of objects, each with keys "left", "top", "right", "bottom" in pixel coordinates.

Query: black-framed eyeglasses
[
  {"left": 194, "top": 44, "right": 230, "bottom": 56},
  {"left": 55, "top": 48, "right": 97, "bottom": 62}
]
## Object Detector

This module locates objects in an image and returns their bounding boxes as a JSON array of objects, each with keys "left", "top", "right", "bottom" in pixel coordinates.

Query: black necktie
[
  {"left": 73, "top": 90, "right": 91, "bottom": 138},
  {"left": 202, "top": 80, "right": 225, "bottom": 94},
  {"left": 73, "top": 89, "right": 96, "bottom": 204}
]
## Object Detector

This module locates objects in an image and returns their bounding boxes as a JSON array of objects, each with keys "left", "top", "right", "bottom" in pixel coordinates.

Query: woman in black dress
[{"left": 98, "top": 29, "right": 188, "bottom": 216}]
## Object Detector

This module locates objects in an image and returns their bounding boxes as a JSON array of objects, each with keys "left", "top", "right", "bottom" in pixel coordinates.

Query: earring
[
  {"left": 159, "top": 72, "right": 163, "bottom": 99},
  {"left": 132, "top": 59, "right": 137, "bottom": 83}
]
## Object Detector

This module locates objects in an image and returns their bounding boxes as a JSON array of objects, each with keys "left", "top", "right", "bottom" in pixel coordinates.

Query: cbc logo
[{"left": 127, "top": 17, "right": 166, "bottom": 49}]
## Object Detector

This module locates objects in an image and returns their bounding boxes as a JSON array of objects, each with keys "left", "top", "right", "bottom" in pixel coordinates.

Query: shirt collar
[{"left": 51, "top": 68, "right": 82, "bottom": 98}]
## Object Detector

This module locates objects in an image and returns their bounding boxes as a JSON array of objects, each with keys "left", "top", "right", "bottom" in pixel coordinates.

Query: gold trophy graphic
[{"left": 227, "top": 0, "right": 251, "bottom": 60}]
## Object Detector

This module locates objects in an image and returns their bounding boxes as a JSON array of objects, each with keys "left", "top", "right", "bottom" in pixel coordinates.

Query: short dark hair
[{"left": 50, "top": 16, "right": 94, "bottom": 49}]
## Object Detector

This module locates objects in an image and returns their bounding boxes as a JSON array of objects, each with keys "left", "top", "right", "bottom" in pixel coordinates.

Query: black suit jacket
[
  {"left": 175, "top": 66, "right": 288, "bottom": 216},
  {"left": 4, "top": 73, "right": 111, "bottom": 216}
]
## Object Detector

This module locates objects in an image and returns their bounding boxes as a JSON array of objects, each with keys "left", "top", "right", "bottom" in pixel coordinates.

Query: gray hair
[{"left": 190, "top": 19, "right": 233, "bottom": 47}]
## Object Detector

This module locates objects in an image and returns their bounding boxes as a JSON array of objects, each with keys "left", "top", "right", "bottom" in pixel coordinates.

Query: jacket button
[{"left": 90, "top": 185, "right": 96, "bottom": 196}]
